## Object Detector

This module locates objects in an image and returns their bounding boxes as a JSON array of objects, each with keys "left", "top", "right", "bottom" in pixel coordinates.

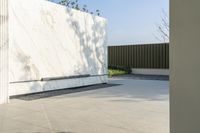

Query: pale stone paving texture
[{"left": 0, "top": 78, "right": 169, "bottom": 133}]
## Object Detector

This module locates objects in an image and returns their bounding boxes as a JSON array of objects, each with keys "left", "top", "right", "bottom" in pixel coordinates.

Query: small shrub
[{"left": 108, "top": 66, "right": 131, "bottom": 77}]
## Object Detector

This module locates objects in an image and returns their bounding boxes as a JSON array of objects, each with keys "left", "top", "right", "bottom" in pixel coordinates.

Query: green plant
[
  {"left": 108, "top": 68, "right": 129, "bottom": 77},
  {"left": 108, "top": 66, "right": 131, "bottom": 73},
  {"left": 49, "top": 0, "right": 101, "bottom": 16}
]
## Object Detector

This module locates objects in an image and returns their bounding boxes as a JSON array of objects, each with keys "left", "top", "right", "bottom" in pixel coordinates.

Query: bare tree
[{"left": 155, "top": 10, "right": 169, "bottom": 43}]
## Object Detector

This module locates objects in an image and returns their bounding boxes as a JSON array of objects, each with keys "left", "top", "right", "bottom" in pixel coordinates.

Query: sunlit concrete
[{"left": 0, "top": 78, "right": 169, "bottom": 133}]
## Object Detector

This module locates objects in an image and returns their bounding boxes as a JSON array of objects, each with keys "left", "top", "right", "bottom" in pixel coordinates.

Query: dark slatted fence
[{"left": 108, "top": 43, "right": 169, "bottom": 69}]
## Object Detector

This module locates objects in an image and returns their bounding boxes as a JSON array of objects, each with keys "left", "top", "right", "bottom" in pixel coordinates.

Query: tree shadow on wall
[
  {"left": 29, "top": 7, "right": 108, "bottom": 93},
  {"left": 11, "top": 7, "right": 108, "bottom": 99},
  {"left": 64, "top": 8, "right": 107, "bottom": 78}
]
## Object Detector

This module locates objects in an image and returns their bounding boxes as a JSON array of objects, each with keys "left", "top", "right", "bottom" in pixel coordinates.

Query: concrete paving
[{"left": 0, "top": 78, "right": 169, "bottom": 133}]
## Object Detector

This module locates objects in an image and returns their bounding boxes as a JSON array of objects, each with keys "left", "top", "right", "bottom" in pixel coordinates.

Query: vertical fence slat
[
  {"left": 166, "top": 44, "right": 169, "bottom": 68},
  {"left": 108, "top": 43, "right": 169, "bottom": 69}
]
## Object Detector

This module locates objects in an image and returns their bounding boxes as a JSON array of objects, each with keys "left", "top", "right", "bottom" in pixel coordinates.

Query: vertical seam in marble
[{"left": 0, "top": 0, "right": 9, "bottom": 104}]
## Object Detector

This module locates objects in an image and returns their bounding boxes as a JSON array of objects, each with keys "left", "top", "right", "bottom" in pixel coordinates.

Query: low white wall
[
  {"left": 8, "top": 0, "right": 107, "bottom": 96},
  {"left": 132, "top": 68, "right": 169, "bottom": 76}
]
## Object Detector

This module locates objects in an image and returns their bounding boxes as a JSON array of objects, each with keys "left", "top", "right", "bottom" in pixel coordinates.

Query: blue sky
[{"left": 52, "top": 0, "right": 169, "bottom": 45}]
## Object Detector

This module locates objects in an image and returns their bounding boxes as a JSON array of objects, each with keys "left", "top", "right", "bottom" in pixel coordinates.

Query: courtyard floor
[{"left": 0, "top": 76, "right": 169, "bottom": 133}]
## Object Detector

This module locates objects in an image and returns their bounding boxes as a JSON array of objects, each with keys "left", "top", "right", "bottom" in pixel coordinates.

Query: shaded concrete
[
  {"left": 112, "top": 74, "right": 169, "bottom": 81},
  {"left": 11, "top": 83, "right": 121, "bottom": 101},
  {"left": 0, "top": 78, "right": 169, "bottom": 133}
]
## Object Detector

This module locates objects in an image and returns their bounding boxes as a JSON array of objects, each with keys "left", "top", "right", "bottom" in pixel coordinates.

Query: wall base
[{"left": 9, "top": 76, "right": 108, "bottom": 96}]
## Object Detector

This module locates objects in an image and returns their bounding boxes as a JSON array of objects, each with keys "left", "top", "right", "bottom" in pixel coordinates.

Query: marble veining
[{"left": 8, "top": 0, "right": 108, "bottom": 96}]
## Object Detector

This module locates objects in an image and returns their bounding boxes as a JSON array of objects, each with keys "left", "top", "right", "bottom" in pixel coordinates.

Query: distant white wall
[
  {"left": 170, "top": 0, "right": 200, "bottom": 132},
  {"left": 8, "top": 0, "right": 107, "bottom": 96},
  {"left": 132, "top": 69, "right": 169, "bottom": 76}
]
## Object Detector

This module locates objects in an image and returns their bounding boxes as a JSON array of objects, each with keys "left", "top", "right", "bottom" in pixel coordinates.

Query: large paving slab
[{"left": 0, "top": 78, "right": 169, "bottom": 133}]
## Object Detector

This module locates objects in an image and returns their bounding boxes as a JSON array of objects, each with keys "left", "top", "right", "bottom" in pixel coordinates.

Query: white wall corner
[{"left": 0, "top": 0, "right": 9, "bottom": 104}]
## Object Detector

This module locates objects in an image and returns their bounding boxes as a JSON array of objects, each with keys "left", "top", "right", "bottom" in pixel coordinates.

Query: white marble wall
[
  {"left": 0, "top": 0, "right": 9, "bottom": 104},
  {"left": 8, "top": 0, "right": 108, "bottom": 96}
]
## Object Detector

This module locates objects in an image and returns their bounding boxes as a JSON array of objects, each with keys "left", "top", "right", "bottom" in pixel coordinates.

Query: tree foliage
[{"left": 49, "top": 0, "right": 101, "bottom": 16}]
